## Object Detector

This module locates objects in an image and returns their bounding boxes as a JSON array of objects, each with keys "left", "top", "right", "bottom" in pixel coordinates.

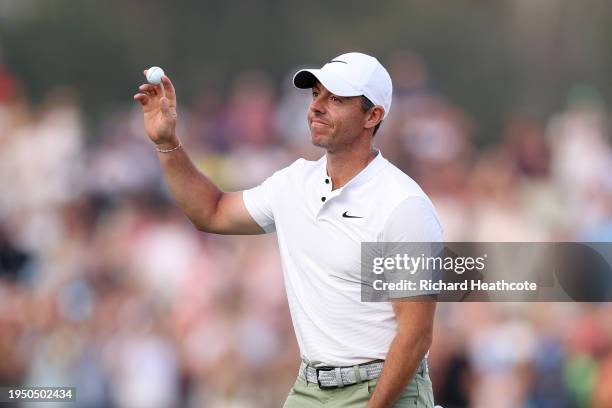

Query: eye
[
  {"left": 330, "top": 95, "right": 342, "bottom": 103},
  {"left": 312, "top": 90, "right": 319, "bottom": 98}
]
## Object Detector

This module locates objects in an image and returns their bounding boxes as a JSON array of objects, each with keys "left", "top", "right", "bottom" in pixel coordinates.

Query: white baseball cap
[{"left": 293, "top": 52, "right": 393, "bottom": 119}]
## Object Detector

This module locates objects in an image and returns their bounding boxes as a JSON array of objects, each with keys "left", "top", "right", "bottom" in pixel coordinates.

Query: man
[{"left": 133, "top": 52, "right": 442, "bottom": 407}]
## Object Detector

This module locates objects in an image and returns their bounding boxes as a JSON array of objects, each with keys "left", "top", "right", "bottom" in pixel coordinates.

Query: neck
[{"left": 326, "top": 143, "right": 377, "bottom": 190}]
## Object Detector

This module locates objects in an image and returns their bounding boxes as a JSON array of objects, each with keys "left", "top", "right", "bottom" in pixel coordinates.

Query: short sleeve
[
  {"left": 380, "top": 196, "right": 444, "bottom": 299},
  {"left": 381, "top": 196, "right": 443, "bottom": 242},
  {"left": 242, "top": 171, "right": 283, "bottom": 234}
]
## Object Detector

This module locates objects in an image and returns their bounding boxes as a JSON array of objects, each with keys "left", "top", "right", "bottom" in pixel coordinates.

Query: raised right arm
[{"left": 133, "top": 70, "right": 263, "bottom": 235}]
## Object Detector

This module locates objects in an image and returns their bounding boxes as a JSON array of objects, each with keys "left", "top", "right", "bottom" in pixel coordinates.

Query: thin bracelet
[{"left": 156, "top": 141, "right": 182, "bottom": 153}]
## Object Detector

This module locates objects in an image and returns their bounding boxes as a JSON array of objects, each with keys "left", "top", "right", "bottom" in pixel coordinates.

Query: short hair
[{"left": 360, "top": 96, "right": 382, "bottom": 136}]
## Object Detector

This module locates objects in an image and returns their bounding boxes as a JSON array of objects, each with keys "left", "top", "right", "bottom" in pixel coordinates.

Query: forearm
[
  {"left": 367, "top": 331, "right": 432, "bottom": 408},
  {"left": 134, "top": 74, "right": 235, "bottom": 232},
  {"left": 157, "top": 142, "right": 223, "bottom": 230}
]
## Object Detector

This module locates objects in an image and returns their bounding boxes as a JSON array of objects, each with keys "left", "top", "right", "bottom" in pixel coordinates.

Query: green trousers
[{"left": 283, "top": 368, "right": 434, "bottom": 407}]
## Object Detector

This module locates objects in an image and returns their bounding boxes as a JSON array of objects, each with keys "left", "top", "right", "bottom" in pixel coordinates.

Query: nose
[{"left": 309, "top": 95, "right": 326, "bottom": 114}]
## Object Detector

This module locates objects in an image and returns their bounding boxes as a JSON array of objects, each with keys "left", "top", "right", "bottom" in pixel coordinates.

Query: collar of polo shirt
[
  {"left": 316, "top": 151, "right": 386, "bottom": 205},
  {"left": 319, "top": 151, "right": 385, "bottom": 190}
]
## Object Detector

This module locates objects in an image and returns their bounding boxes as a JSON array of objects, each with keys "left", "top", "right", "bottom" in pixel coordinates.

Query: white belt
[{"left": 299, "top": 358, "right": 427, "bottom": 389}]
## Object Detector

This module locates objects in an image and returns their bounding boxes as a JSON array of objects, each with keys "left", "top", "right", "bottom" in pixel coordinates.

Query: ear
[{"left": 364, "top": 106, "right": 384, "bottom": 131}]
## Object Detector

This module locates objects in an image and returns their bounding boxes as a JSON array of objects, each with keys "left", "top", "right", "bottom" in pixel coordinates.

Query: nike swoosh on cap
[{"left": 342, "top": 211, "right": 363, "bottom": 219}]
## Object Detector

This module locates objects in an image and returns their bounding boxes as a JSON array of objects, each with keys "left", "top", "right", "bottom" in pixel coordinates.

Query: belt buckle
[{"left": 316, "top": 367, "right": 337, "bottom": 390}]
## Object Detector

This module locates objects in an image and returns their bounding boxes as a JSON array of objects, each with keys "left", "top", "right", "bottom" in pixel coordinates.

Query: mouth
[{"left": 310, "top": 119, "right": 330, "bottom": 127}]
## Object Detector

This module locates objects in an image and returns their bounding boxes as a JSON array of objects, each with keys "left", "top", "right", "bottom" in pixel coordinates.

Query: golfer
[{"left": 134, "top": 52, "right": 442, "bottom": 408}]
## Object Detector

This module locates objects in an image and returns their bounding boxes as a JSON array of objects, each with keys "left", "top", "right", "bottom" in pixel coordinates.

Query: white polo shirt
[{"left": 243, "top": 152, "right": 443, "bottom": 367}]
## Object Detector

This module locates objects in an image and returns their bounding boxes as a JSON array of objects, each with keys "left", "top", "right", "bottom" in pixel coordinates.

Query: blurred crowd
[{"left": 1, "top": 51, "right": 612, "bottom": 408}]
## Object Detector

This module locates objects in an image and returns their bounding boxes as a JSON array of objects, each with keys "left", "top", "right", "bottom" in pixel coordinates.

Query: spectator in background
[{"left": 379, "top": 51, "right": 475, "bottom": 242}]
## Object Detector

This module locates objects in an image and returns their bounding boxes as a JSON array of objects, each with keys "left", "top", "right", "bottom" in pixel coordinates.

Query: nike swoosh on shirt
[{"left": 342, "top": 211, "right": 364, "bottom": 219}]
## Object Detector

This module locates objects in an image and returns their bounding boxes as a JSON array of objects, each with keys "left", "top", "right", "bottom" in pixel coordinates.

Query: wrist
[{"left": 155, "top": 137, "right": 181, "bottom": 153}]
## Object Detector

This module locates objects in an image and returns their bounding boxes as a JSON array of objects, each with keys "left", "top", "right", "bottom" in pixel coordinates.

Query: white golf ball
[{"left": 146, "top": 66, "right": 165, "bottom": 85}]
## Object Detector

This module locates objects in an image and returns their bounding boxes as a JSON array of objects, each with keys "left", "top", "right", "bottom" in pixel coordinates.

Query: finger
[
  {"left": 133, "top": 93, "right": 149, "bottom": 106},
  {"left": 133, "top": 93, "right": 148, "bottom": 103},
  {"left": 161, "top": 75, "right": 176, "bottom": 105},
  {"left": 143, "top": 69, "right": 148, "bottom": 77},
  {"left": 139, "top": 84, "right": 159, "bottom": 96},
  {"left": 139, "top": 84, "right": 156, "bottom": 92}
]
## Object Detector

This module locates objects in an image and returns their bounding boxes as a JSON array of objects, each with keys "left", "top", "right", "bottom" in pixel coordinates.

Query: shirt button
[
  {"left": 325, "top": 178, "right": 330, "bottom": 184},
  {"left": 321, "top": 197, "right": 326, "bottom": 202}
]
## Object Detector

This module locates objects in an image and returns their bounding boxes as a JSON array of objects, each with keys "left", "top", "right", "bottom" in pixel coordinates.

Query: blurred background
[{"left": 1, "top": 0, "right": 612, "bottom": 407}]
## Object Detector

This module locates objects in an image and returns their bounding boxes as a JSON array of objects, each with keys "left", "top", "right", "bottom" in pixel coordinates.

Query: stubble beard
[{"left": 310, "top": 128, "right": 332, "bottom": 150}]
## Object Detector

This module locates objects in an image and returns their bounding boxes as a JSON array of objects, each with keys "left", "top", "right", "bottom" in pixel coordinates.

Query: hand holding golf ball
[{"left": 133, "top": 66, "right": 179, "bottom": 149}]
